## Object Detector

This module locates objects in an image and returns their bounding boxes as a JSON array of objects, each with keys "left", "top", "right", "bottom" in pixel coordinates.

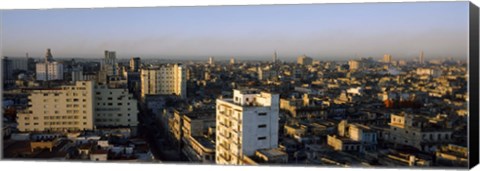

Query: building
[
  {"left": 71, "top": 66, "right": 84, "bottom": 82},
  {"left": 416, "top": 68, "right": 443, "bottom": 78},
  {"left": 258, "top": 66, "right": 278, "bottom": 81},
  {"left": 348, "top": 60, "right": 361, "bottom": 70},
  {"left": 272, "top": 51, "right": 278, "bottom": 64},
  {"left": 36, "top": 62, "right": 64, "bottom": 81},
  {"left": 327, "top": 121, "right": 377, "bottom": 153},
  {"left": 36, "top": 49, "right": 64, "bottom": 81},
  {"left": 419, "top": 51, "right": 425, "bottom": 64},
  {"left": 94, "top": 83, "right": 139, "bottom": 128},
  {"left": 383, "top": 54, "right": 392, "bottom": 63},
  {"left": 230, "top": 57, "right": 236, "bottom": 65},
  {"left": 215, "top": 89, "right": 280, "bottom": 165},
  {"left": 103, "top": 50, "right": 118, "bottom": 76},
  {"left": 129, "top": 57, "right": 141, "bottom": 72},
  {"left": 208, "top": 57, "right": 214, "bottom": 65},
  {"left": 387, "top": 113, "right": 454, "bottom": 152},
  {"left": 297, "top": 55, "right": 313, "bottom": 65},
  {"left": 45, "top": 48, "right": 54, "bottom": 62},
  {"left": 140, "top": 64, "right": 187, "bottom": 98},
  {"left": 3, "top": 57, "right": 14, "bottom": 81},
  {"left": 17, "top": 81, "right": 95, "bottom": 132},
  {"left": 16, "top": 80, "right": 139, "bottom": 132}
]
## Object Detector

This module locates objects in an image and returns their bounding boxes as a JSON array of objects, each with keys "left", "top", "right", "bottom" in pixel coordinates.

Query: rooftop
[{"left": 256, "top": 148, "right": 287, "bottom": 158}]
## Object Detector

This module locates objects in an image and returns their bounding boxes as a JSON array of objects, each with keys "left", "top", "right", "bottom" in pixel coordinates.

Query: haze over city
[{"left": 2, "top": 2, "right": 468, "bottom": 60}]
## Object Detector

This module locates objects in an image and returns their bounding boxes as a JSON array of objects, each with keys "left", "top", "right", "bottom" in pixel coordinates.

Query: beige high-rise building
[
  {"left": 17, "top": 81, "right": 95, "bottom": 132},
  {"left": 130, "top": 57, "right": 141, "bottom": 72},
  {"left": 140, "top": 64, "right": 186, "bottom": 98},
  {"left": 16, "top": 80, "right": 140, "bottom": 132},
  {"left": 383, "top": 54, "right": 392, "bottom": 63},
  {"left": 348, "top": 60, "right": 361, "bottom": 70},
  {"left": 297, "top": 55, "right": 313, "bottom": 65},
  {"left": 215, "top": 89, "right": 280, "bottom": 165}
]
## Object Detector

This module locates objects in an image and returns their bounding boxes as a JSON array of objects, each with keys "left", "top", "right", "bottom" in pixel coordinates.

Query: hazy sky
[{"left": 1, "top": 2, "right": 469, "bottom": 60}]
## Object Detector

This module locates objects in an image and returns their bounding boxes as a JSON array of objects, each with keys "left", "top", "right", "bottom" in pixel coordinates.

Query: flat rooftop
[{"left": 257, "top": 148, "right": 287, "bottom": 158}]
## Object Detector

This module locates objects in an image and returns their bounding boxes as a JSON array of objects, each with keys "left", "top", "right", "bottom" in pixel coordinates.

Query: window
[
  {"left": 117, "top": 103, "right": 122, "bottom": 105},
  {"left": 258, "top": 124, "right": 267, "bottom": 128},
  {"left": 258, "top": 137, "right": 266, "bottom": 140},
  {"left": 258, "top": 112, "right": 267, "bottom": 116}
]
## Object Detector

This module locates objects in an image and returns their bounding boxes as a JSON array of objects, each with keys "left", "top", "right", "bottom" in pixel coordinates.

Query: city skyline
[{"left": 2, "top": 2, "right": 469, "bottom": 60}]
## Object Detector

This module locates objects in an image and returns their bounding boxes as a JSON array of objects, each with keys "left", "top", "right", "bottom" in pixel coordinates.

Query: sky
[{"left": 1, "top": 2, "right": 470, "bottom": 60}]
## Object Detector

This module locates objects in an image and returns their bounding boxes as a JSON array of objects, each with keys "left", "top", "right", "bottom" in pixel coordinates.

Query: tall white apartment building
[
  {"left": 94, "top": 84, "right": 139, "bottom": 127},
  {"left": 140, "top": 64, "right": 186, "bottom": 98},
  {"left": 215, "top": 89, "right": 280, "bottom": 165},
  {"left": 17, "top": 81, "right": 95, "bottom": 132},
  {"left": 36, "top": 61, "right": 64, "bottom": 81}
]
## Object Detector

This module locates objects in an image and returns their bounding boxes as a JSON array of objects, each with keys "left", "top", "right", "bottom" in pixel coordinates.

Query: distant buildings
[
  {"left": 36, "top": 49, "right": 64, "bottom": 81},
  {"left": 273, "top": 51, "right": 278, "bottom": 64},
  {"left": 386, "top": 113, "right": 454, "bottom": 152},
  {"left": 419, "top": 51, "right": 425, "bottom": 64},
  {"left": 327, "top": 120, "right": 377, "bottom": 153},
  {"left": 297, "top": 55, "right": 313, "bottom": 65},
  {"left": 97, "top": 50, "right": 120, "bottom": 84},
  {"left": 348, "top": 60, "right": 361, "bottom": 70},
  {"left": 103, "top": 50, "right": 118, "bottom": 76},
  {"left": 208, "top": 57, "right": 215, "bottom": 65},
  {"left": 140, "top": 64, "right": 187, "bottom": 98},
  {"left": 215, "top": 89, "right": 280, "bottom": 165},
  {"left": 258, "top": 66, "right": 278, "bottom": 81},
  {"left": 416, "top": 68, "right": 442, "bottom": 78},
  {"left": 383, "top": 54, "right": 392, "bottom": 64},
  {"left": 36, "top": 62, "right": 64, "bottom": 81},
  {"left": 130, "top": 57, "right": 141, "bottom": 72}
]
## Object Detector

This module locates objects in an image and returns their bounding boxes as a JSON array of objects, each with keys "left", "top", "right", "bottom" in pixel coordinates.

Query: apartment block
[
  {"left": 17, "top": 81, "right": 95, "bottom": 132},
  {"left": 94, "top": 83, "right": 139, "bottom": 127},
  {"left": 140, "top": 64, "right": 186, "bottom": 98},
  {"left": 215, "top": 89, "right": 279, "bottom": 165}
]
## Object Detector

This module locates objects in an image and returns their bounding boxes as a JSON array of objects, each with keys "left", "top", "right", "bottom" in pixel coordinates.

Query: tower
[
  {"left": 45, "top": 48, "right": 53, "bottom": 62},
  {"left": 273, "top": 51, "right": 278, "bottom": 64},
  {"left": 419, "top": 51, "right": 425, "bottom": 64}
]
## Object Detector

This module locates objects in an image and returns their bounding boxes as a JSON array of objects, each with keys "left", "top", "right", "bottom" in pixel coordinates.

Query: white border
[
  {"left": 0, "top": 0, "right": 479, "bottom": 171},
  {"left": 0, "top": 0, "right": 473, "bottom": 10}
]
